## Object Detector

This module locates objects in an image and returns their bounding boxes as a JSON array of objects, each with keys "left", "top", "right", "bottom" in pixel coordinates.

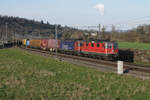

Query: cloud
[{"left": 94, "top": 3, "right": 104, "bottom": 16}]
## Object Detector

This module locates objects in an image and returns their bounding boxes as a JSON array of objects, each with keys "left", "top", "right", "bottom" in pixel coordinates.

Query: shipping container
[
  {"left": 30, "top": 39, "right": 41, "bottom": 48},
  {"left": 41, "top": 39, "right": 48, "bottom": 50},
  {"left": 47, "top": 39, "right": 60, "bottom": 51},
  {"left": 60, "top": 41, "right": 75, "bottom": 51},
  {"left": 22, "top": 39, "right": 26, "bottom": 46},
  {"left": 26, "top": 39, "right": 30, "bottom": 46}
]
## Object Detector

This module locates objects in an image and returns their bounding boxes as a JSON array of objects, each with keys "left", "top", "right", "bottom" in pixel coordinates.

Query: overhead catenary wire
[{"left": 55, "top": 15, "right": 150, "bottom": 33}]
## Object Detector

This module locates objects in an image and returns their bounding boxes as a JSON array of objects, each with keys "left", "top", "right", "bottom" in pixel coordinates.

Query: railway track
[{"left": 19, "top": 46, "right": 150, "bottom": 79}]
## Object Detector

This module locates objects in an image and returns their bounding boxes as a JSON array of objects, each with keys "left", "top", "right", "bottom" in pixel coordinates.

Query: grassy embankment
[
  {"left": 118, "top": 42, "right": 150, "bottom": 50},
  {"left": 0, "top": 48, "right": 150, "bottom": 100}
]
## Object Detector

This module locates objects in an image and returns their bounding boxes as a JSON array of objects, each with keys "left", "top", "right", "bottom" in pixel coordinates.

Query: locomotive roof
[{"left": 63, "top": 39, "right": 117, "bottom": 43}]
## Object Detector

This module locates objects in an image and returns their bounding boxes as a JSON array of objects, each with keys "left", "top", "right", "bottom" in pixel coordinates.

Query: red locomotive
[{"left": 75, "top": 41, "right": 118, "bottom": 60}]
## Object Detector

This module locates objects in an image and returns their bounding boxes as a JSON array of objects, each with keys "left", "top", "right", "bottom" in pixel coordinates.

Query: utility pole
[
  {"left": 0, "top": 27, "right": 2, "bottom": 43},
  {"left": 5, "top": 22, "right": 8, "bottom": 43},
  {"left": 2, "top": 26, "right": 4, "bottom": 47},
  {"left": 13, "top": 31, "right": 15, "bottom": 47},
  {"left": 55, "top": 25, "right": 58, "bottom": 58},
  {"left": 98, "top": 24, "right": 101, "bottom": 40},
  {"left": 112, "top": 24, "right": 116, "bottom": 33}
]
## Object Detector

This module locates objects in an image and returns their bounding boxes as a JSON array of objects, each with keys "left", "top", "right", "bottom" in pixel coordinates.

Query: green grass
[
  {"left": 118, "top": 42, "right": 150, "bottom": 50},
  {"left": 0, "top": 48, "right": 150, "bottom": 100}
]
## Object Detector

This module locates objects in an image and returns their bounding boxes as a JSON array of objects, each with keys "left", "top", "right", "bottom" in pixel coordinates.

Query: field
[
  {"left": 0, "top": 48, "right": 150, "bottom": 100},
  {"left": 118, "top": 42, "right": 150, "bottom": 50}
]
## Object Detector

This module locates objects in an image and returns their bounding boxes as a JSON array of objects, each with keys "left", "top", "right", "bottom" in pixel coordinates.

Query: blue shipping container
[
  {"left": 60, "top": 41, "right": 74, "bottom": 50},
  {"left": 26, "top": 39, "right": 30, "bottom": 46}
]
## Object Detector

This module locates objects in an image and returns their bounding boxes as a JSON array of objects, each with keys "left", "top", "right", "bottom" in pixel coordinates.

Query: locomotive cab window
[
  {"left": 91, "top": 43, "right": 94, "bottom": 47},
  {"left": 97, "top": 44, "right": 100, "bottom": 47}
]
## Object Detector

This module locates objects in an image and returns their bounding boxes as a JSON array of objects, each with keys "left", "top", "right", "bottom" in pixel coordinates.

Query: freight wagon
[
  {"left": 22, "top": 39, "right": 30, "bottom": 47},
  {"left": 60, "top": 41, "right": 74, "bottom": 50},
  {"left": 41, "top": 39, "right": 48, "bottom": 50},
  {"left": 48, "top": 39, "right": 60, "bottom": 51},
  {"left": 59, "top": 41, "right": 76, "bottom": 54},
  {"left": 40, "top": 39, "right": 60, "bottom": 51},
  {"left": 30, "top": 40, "right": 41, "bottom": 48},
  {"left": 22, "top": 39, "right": 26, "bottom": 46},
  {"left": 26, "top": 39, "right": 30, "bottom": 46}
]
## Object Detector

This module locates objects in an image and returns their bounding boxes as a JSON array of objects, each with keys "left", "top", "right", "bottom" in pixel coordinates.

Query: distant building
[
  {"left": 84, "top": 33, "right": 89, "bottom": 36},
  {"left": 91, "top": 32, "right": 97, "bottom": 36}
]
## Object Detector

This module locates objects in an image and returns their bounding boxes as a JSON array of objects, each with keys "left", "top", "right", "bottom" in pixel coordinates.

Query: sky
[{"left": 0, "top": 0, "right": 150, "bottom": 29}]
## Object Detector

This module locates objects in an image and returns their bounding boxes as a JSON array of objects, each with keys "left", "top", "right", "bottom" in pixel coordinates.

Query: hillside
[
  {"left": 0, "top": 15, "right": 86, "bottom": 41},
  {"left": 0, "top": 15, "right": 111, "bottom": 42},
  {"left": 0, "top": 15, "right": 61, "bottom": 40}
]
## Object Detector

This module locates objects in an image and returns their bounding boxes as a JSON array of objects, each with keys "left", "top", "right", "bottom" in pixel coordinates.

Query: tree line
[{"left": 0, "top": 15, "right": 150, "bottom": 43}]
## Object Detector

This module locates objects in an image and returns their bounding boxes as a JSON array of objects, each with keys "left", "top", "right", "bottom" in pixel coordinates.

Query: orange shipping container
[{"left": 30, "top": 40, "right": 41, "bottom": 48}]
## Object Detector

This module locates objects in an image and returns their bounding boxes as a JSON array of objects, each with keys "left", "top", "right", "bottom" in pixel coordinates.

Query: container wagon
[
  {"left": 22, "top": 39, "right": 26, "bottom": 46},
  {"left": 26, "top": 39, "right": 30, "bottom": 47},
  {"left": 30, "top": 39, "right": 41, "bottom": 48},
  {"left": 59, "top": 41, "right": 75, "bottom": 54},
  {"left": 41, "top": 39, "right": 48, "bottom": 50},
  {"left": 48, "top": 39, "right": 60, "bottom": 51}
]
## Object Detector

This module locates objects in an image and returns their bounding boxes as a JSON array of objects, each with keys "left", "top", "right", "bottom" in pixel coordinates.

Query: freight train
[{"left": 22, "top": 39, "right": 119, "bottom": 60}]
